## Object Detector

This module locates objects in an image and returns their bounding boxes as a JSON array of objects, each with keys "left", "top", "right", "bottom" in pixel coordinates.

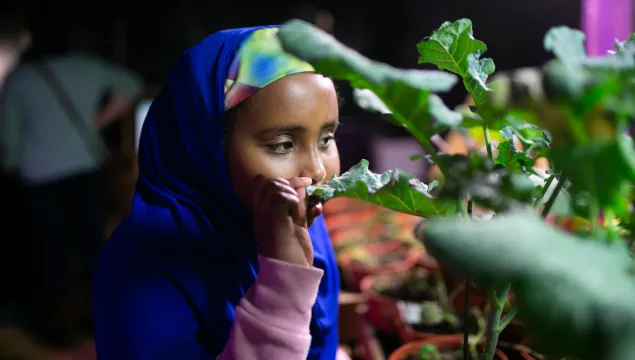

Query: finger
[
  {"left": 295, "top": 185, "right": 307, "bottom": 204},
  {"left": 276, "top": 192, "right": 301, "bottom": 218},
  {"left": 273, "top": 177, "right": 292, "bottom": 186},
  {"left": 288, "top": 177, "right": 312, "bottom": 189},
  {"left": 265, "top": 180, "right": 297, "bottom": 198},
  {"left": 290, "top": 192, "right": 308, "bottom": 228},
  {"left": 254, "top": 177, "right": 291, "bottom": 198},
  {"left": 261, "top": 181, "right": 299, "bottom": 205}
]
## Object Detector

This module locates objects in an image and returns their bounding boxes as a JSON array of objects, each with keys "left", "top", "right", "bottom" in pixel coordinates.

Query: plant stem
[
  {"left": 463, "top": 199, "right": 473, "bottom": 360},
  {"left": 589, "top": 199, "right": 601, "bottom": 237},
  {"left": 482, "top": 124, "right": 493, "bottom": 160},
  {"left": 463, "top": 278, "right": 470, "bottom": 360},
  {"left": 458, "top": 199, "right": 469, "bottom": 219},
  {"left": 481, "top": 284, "right": 511, "bottom": 360},
  {"left": 434, "top": 272, "right": 453, "bottom": 313},
  {"left": 541, "top": 173, "right": 566, "bottom": 218},
  {"left": 496, "top": 305, "right": 517, "bottom": 332},
  {"left": 533, "top": 174, "right": 555, "bottom": 208}
]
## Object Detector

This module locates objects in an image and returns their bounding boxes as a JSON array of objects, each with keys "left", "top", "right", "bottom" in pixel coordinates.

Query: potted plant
[
  {"left": 277, "top": 17, "right": 635, "bottom": 360},
  {"left": 359, "top": 264, "right": 487, "bottom": 340},
  {"left": 388, "top": 336, "right": 508, "bottom": 360}
]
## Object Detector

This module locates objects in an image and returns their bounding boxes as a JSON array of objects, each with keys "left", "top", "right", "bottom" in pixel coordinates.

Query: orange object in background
[
  {"left": 324, "top": 197, "right": 428, "bottom": 292},
  {"left": 324, "top": 197, "right": 378, "bottom": 216}
]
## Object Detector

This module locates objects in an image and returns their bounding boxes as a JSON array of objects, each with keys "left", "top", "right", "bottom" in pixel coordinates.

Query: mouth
[
  {"left": 307, "top": 195, "right": 324, "bottom": 219},
  {"left": 307, "top": 195, "right": 323, "bottom": 208}
]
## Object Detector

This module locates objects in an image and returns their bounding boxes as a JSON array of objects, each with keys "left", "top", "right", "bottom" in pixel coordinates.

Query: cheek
[
  {"left": 226, "top": 141, "right": 261, "bottom": 210},
  {"left": 226, "top": 140, "right": 298, "bottom": 208},
  {"left": 324, "top": 144, "right": 341, "bottom": 179}
]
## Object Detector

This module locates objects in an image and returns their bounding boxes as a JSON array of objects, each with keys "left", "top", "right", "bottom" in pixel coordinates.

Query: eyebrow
[{"left": 257, "top": 120, "right": 340, "bottom": 135}]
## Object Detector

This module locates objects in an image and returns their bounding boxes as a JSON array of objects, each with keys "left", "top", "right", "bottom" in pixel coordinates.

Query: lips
[
  {"left": 307, "top": 195, "right": 324, "bottom": 218},
  {"left": 307, "top": 195, "right": 323, "bottom": 208}
]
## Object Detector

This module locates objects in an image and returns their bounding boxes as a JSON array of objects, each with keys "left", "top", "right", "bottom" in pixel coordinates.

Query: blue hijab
[{"left": 93, "top": 26, "right": 340, "bottom": 360}]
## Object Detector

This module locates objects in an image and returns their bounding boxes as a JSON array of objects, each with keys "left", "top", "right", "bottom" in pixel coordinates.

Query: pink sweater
[{"left": 217, "top": 255, "right": 350, "bottom": 360}]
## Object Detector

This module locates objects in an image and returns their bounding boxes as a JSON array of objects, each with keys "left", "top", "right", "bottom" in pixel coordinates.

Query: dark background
[{"left": 6, "top": 0, "right": 580, "bottom": 108}]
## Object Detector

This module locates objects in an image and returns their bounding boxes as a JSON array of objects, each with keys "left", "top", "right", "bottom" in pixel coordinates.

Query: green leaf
[
  {"left": 454, "top": 104, "right": 488, "bottom": 128},
  {"left": 499, "top": 126, "right": 514, "bottom": 141},
  {"left": 420, "top": 209, "right": 635, "bottom": 360},
  {"left": 533, "top": 175, "right": 574, "bottom": 217},
  {"left": 494, "top": 141, "right": 536, "bottom": 172},
  {"left": 419, "top": 344, "right": 442, "bottom": 360},
  {"left": 611, "top": 33, "right": 635, "bottom": 55},
  {"left": 353, "top": 88, "right": 391, "bottom": 114},
  {"left": 307, "top": 160, "right": 455, "bottom": 217},
  {"left": 543, "top": 27, "right": 587, "bottom": 67},
  {"left": 437, "top": 154, "right": 535, "bottom": 212},
  {"left": 550, "top": 136, "right": 635, "bottom": 217},
  {"left": 355, "top": 88, "right": 464, "bottom": 131},
  {"left": 409, "top": 154, "right": 428, "bottom": 162},
  {"left": 417, "top": 18, "right": 495, "bottom": 106},
  {"left": 278, "top": 20, "right": 462, "bottom": 141},
  {"left": 428, "top": 180, "right": 440, "bottom": 192}
]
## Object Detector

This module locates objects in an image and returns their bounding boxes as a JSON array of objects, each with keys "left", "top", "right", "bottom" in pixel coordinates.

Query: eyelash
[{"left": 266, "top": 135, "right": 335, "bottom": 155}]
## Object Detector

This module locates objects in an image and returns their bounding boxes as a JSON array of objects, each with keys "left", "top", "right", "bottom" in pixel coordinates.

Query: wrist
[{"left": 259, "top": 250, "right": 311, "bottom": 268}]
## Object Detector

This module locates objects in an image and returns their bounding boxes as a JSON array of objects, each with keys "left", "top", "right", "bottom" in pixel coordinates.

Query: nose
[{"left": 302, "top": 152, "right": 327, "bottom": 185}]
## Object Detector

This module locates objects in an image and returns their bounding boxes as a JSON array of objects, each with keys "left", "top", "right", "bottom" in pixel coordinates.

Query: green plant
[
  {"left": 419, "top": 344, "right": 442, "bottom": 360},
  {"left": 277, "top": 18, "right": 635, "bottom": 360}
]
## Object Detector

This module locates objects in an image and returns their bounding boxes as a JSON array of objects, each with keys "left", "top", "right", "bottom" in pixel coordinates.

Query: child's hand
[{"left": 252, "top": 175, "right": 314, "bottom": 267}]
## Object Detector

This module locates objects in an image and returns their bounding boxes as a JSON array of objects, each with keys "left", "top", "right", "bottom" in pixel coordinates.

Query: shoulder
[
  {"left": 94, "top": 215, "right": 224, "bottom": 296},
  {"left": 5, "top": 62, "right": 34, "bottom": 84}
]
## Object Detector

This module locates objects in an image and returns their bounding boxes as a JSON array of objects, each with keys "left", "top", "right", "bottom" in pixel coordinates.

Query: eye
[
  {"left": 319, "top": 135, "right": 335, "bottom": 147},
  {"left": 266, "top": 141, "right": 295, "bottom": 154}
]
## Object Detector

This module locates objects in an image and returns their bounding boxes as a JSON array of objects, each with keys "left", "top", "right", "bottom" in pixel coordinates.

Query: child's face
[{"left": 226, "top": 72, "right": 341, "bottom": 226}]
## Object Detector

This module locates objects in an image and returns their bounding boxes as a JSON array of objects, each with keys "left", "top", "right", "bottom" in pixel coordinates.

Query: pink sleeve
[{"left": 217, "top": 255, "right": 324, "bottom": 360}]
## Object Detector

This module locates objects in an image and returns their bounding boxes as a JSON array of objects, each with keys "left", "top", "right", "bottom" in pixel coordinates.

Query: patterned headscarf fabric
[{"left": 224, "top": 28, "right": 315, "bottom": 109}]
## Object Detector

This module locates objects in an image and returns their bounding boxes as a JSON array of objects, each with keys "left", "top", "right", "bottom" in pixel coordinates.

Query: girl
[{"left": 93, "top": 26, "right": 346, "bottom": 360}]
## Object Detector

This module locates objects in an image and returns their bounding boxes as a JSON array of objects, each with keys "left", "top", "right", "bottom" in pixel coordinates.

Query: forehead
[{"left": 237, "top": 72, "right": 339, "bottom": 129}]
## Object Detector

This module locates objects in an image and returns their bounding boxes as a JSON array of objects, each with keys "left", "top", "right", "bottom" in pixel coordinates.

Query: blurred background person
[
  {"left": 0, "top": 13, "right": 31, "bottom": 88},
  {"left": 0, "top": 21, "right": 143, "bottom": 347},
  {"left": 0, "top": 8, "right": 32, "bottom": 341}
]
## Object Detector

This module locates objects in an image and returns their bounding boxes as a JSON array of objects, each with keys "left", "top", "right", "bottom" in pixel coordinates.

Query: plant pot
[
  {"left": 520, "top": 351, "right": 535, "bottom": 360},
  {"left": 388, "top": 337, "right": 509, "bottom": 360},
  {"left": 359, "top": 268, "right": 432, "bottom": 333},
  {"left": 346, "top": 242, "right": 422, "bottom": 291},
  {"left": 395, "top": 315, "right": 464, "bottom": 344},
  {"left": 393, "top": 300, "right": 482, "bottom": 344},
  {"left": 338, "top": 292, "right": 367, "bottom": 344},
  {"left": 516, "top": 339, "right": 540, "bottom": 360}
]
